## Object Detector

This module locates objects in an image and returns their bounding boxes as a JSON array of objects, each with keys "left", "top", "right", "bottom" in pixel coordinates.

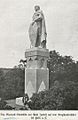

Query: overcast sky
[{"left": 0, "top": 0, "right": 78, "bottom": 68}]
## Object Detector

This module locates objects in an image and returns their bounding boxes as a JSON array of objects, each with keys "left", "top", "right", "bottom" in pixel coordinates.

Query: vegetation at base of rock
[{"left": 28, "top": 81, "right": 78, "bottom": 110}]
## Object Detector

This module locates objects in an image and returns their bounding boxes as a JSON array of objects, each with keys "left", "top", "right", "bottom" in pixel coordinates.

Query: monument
[
  {"left": 16, "top": 5, "right": 49, "bottom": 105},
  {"left": 25, "top": 5, "right": 49, "bottom": 97}
]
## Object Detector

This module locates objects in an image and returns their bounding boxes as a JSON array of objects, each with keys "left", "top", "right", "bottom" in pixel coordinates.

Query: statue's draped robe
[{"left": 29, "top": 10, "right": 47, "bottom": 47}]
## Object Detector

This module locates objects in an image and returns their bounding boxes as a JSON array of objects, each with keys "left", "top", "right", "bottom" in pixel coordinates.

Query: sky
[{"left": 0, "top": 0, "right": 78, "bottom": 68}]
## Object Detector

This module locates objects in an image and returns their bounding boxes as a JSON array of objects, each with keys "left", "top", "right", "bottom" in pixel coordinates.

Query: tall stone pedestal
[{"left": 25, "top": 47, "right": 49, "bottom": 97}]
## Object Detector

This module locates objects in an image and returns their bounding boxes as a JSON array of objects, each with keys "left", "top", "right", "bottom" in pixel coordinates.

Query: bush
[
  {"left": 28, "top": 81, "right": 78, "bottom": 110},
  {"left": 0, "top": 100, "right": 7, "bottom": 110}
]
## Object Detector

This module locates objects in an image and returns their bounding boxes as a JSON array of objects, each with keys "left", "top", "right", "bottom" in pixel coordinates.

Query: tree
[
  {"left": 47, "top": 50, "right": 77, "bottom": 88},
  {"left": 2, "top": 68, "right": 25, "bottom": 99},
  {"left": 0, "top": 69, "right": 5, "bottom": 98}
]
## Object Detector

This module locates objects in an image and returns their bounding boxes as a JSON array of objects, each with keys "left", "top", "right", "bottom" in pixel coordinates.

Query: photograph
[{"left": 0, "top": 0, "right": 78, "bottom": 113}]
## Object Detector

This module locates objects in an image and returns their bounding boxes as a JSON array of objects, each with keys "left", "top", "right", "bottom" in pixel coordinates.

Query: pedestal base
[
  {"left": 25, "top": 68, "right": 49, "bottom": 98},
  {"left": 25, "top": 47, "right": 49, "bottom": 98}
]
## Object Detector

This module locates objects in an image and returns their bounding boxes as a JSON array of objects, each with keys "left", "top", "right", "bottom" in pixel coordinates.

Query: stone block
[
  {"left": 16, "top": 97, "right": 24, "bottom": 106},
  {"left": 25, "top": 47, "right": 49, "bottom": 58},
  {"left": 25, "top": 68, "right": 49, "bottom": 98},
  {"left": 25, "top": 48, "right": 49, "bottom": 69}
]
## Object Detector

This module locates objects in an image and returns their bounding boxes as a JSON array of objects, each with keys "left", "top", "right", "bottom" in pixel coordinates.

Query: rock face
[{"left": 25, "top": 47, "right": 49, "bottom": 97}]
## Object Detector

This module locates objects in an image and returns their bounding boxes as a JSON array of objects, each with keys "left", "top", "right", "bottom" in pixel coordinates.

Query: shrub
[{"left": 28, "top": 81, "right": 78, "bottom": 110}]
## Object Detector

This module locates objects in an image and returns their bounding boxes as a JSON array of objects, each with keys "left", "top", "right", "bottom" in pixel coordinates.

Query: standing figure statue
[{"left": 29, "top": 5, "right": 47, "bottom": 48}]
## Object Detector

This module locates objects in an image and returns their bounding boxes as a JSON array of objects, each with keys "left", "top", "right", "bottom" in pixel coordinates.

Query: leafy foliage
[
  {"left": 48, "top": 50, "right": 78, "bottom": 87},
  {"left": 0, "top": 70, "right": 5, "bottom": 97},
  {"left": 28, "top": 81, "right": 78, "bottom": 110}
]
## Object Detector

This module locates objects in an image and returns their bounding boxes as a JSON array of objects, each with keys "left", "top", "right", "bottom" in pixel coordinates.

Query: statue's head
[{"left": 34, "top": 5, "right": 40, "bottom": 11}]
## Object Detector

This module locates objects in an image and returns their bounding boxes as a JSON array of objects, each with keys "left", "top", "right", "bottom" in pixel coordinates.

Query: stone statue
[{"left": 29, "top": 5, "right": 47, "bottom": 48}]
